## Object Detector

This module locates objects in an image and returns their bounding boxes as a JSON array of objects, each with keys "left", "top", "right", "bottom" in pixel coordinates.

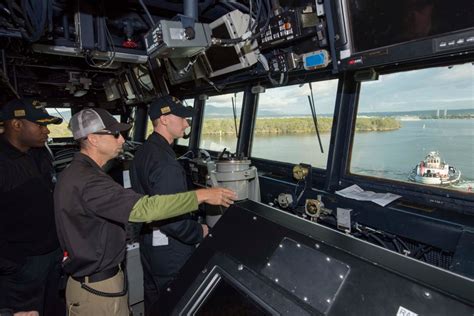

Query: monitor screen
[
  {"left": 346, "top": 0, "right": 474, "bottom": 53},
  {"left": 205, "top": 24, "right": 241, "bottom": 72},
  {"left": 204, "top": 10, "right": 259, "bottom": 77},
  {"left": 195, "top": 277, "right": 272, "bottom": 316}
]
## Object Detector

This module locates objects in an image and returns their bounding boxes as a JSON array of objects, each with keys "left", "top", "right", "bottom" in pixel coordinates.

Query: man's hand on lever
[{"left": 196, "top": 187, "right": 237, "bottom": 207}]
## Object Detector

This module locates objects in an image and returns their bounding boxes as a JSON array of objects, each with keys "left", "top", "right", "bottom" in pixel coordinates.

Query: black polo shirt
[
  {"left": 131, "top": 132, "right": 189, "bottom": 196},
  {"left": 0, "top": 136, "right": 59, "bottom": 265},
  {"left": 54, "top": 153, "right": 142, "bottom": 277},
  {"left": 130, "top": 132, "right": 202, "bottom": 242}
]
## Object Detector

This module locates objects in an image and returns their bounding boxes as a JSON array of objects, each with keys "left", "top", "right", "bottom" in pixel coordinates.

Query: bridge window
[
  {"left": 46, "top": 108, "right": 72, "bottom": 138},
  {"left": 199, "top": 92, "right": 243, "bottom": 153},
  {"left": 250, "top": 80, "right": 338, "bottom": 169},
  {"left": 350, "top": 62, "right": 473, "bottom": 193}
]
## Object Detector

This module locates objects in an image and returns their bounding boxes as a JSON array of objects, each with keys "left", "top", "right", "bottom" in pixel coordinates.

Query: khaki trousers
[{"left": 66, "top": 270, "right": 129, "bottom": 316}]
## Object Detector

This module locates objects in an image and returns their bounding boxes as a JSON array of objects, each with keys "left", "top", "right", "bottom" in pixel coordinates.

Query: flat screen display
[
  {"left": 205, "top": 24, "right": 241, "bottom": 72},
  {"left": 195, "top": 277, "right": 272, "bottom": 316},
  {"left": 346, "top": 0, "right": 474, "bottom": 53}
]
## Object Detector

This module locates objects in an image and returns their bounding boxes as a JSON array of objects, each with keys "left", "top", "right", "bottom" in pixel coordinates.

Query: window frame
[
  {"left": 336, "top": 62, "right": 474, "bottom": 213},
  {"left": 198, "top": 91, "right": 244, "bottom": 154},
  {"left": 249, "top": 79, "right": 339, "bottom": 171}
]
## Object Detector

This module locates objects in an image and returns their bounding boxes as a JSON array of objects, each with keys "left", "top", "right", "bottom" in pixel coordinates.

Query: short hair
[
  {"left": 78, "top": 138, "right": 89, "bottom": 149},
  {"left": 151, "top": 118, "right": 160, "bottom": 128}
]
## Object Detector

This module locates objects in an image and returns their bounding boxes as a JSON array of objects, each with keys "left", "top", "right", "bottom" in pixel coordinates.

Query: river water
[{"left": 200, "top": 119, "right": 474, "bottom": 191}]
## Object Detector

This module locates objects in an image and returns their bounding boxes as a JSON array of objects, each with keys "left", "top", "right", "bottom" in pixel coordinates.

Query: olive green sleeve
[{"left": 129, "top": 191, "right": 199, "bottom": 223}]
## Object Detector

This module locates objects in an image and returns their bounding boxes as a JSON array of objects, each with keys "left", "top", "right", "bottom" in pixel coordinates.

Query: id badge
[{"left": 152, "top": 229, "right": 169, "bottom": 246}]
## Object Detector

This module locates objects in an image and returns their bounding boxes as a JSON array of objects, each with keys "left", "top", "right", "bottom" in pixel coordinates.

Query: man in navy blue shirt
[
  {"left": 130, "top": 95, "right": 207, "bottom": 314},
  {"left": 0, "top": 99, "right": 65, "bottom": 315}
]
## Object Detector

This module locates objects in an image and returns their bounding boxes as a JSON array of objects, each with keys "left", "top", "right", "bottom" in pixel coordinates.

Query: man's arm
[
  {"left": 129, "top": 187, "right": 236, "bottom": 223},
  {"left": 129, "top": 191, "right": 198, "bottom": 223}
]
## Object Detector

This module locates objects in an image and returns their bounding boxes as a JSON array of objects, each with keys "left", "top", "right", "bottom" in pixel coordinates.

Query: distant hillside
[
  {"left": 204, "top": 104, "right": 334, "bottom": 117},
  {"left": 359, "top": 108, "right": 474, "bottom": 118},
  {"left": 201, "top": 105, "right": 474, "bottom": 118},
  {"left": 201, "top": 117, "right": 400, "bottom": 135},
  {"left": 47, "top": 106, "right": 474, "bottom": 121},
  {"left": 205, "top": 104, "right": 286, "bottom": 117}
]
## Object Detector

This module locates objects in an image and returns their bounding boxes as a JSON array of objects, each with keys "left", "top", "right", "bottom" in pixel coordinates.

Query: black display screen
[
  {"left": 206, "top": 23, "right": 241, "bottom": 72},
  {"left": 196, "top": 277, "right": 272, "bottom": 316},
  {"left": 346, "top": 0, "right": 474, "bottom": 53}
]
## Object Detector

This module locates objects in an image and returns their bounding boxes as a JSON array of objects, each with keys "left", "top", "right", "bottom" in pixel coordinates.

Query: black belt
[{"left": 72, "top": 266, "right": 119, "bottom": 283}]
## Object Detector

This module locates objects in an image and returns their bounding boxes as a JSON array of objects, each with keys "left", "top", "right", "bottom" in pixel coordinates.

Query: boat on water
[{"left": 410, "top": 151, "right": 461, "bottom": 185}]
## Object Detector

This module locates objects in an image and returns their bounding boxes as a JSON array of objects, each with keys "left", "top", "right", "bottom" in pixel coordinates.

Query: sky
[
  {"left": 49, "top": 62, "right": 473, "bottom": 118},
  {"left": 205, "top": 62, "right": 474, "bottom": 115}
]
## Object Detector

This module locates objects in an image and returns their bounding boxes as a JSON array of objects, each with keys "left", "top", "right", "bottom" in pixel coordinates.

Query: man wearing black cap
[
  {"left": 54, "top": 107, "right": 236, "bottom": 315},
  {"left": 0, "top": 99, "right": 65, "bottom": 315},
  {"left": 130, "top": 95, "right": 203, "bottom": 313}
]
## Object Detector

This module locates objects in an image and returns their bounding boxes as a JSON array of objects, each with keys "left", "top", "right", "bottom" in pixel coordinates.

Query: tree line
[
  {"left": 47, "top": 116, "right": 400, "bottom": 138},
  {"left": 201, "top": 117, "right": 400, "bottom": 135}
]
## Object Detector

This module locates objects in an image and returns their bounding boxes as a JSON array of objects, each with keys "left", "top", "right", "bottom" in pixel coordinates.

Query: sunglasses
[{"left": 93, "top": 130, "right": 121, "bottom": 139}]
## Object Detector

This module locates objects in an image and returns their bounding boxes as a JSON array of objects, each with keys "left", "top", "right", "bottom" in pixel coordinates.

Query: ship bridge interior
[{"left": 0, "top": 0, "right": 473, "bottom": 314}]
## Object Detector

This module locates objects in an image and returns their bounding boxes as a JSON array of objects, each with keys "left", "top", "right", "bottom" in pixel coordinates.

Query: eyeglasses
[{"left": 93, "top": 130, "right": 121, "bottom": 139}]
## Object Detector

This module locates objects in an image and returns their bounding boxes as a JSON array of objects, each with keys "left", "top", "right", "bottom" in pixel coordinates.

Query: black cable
[
  {"left": 225, "top": 1, "right": 252, "bottom": 15},
  {"left": 368, "top": 232, "right": 388, "bottom": 249},
  {"left": 47, "top": 0, "right": 53, "bottom": 33},
  {"left": 85, "top": 1, "right": 116, "bottom": 68},
  {"left": 248, "top": 0, "right": 271, "bottom": 41},
  {"left": 251, "top": 0, "right": 263, "bottom": 32},
  {"left": 415, "top": 246, "right": 432, "bottom": 260},
  {"left": 81, "top": 269, "right": 128, "bottom": 298},
  {"left": 5, "top": 0, "right": 24, "bottom": 30},
  {"left": 138, "top": 0, "right": 155, "bottom": 27},
  {"left": 392, "top": 238, "right": 402, "bottom": 253},
  {"left": 395, "top": 237, "right": 410, "bottom": 252},
  {"left": 22, "top": 0, "right": 48, "bottom": 42},
  {"left": 213, "top": 0, "right": 271, "bottom": 46}
]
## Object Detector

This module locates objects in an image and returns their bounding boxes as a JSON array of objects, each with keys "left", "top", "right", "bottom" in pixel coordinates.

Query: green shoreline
[
  {"left": 201, "top": 117, "right": 400, "bottom": 135},
  {"left": 48, "top": 117, "right": 401, "bottom": 138}
]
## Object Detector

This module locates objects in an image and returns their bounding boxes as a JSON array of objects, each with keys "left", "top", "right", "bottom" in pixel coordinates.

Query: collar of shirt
[
  {"left": 74, "top": 152, "right": 104, "bottom": 171},
  {"left": 149, "top": 132, "right": 176, "bottom": 156}
]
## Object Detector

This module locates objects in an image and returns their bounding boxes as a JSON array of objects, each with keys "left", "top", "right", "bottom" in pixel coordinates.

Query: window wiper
[
  {"left": 231, "top": 95, "right": 239, "bottom": 138},
  {"left": 307, "top": 82, "right": 324, "bottom": 153}
]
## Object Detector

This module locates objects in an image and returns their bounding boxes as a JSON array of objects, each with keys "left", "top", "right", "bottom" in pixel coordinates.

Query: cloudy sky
[{"left": 206, "top": 62, "right": 473, "bottom": 115}]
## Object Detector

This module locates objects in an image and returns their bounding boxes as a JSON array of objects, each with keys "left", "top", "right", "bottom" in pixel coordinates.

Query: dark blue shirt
[
  {"left": 0, "top": 136, "right": 59, "bottom": 268},
  {"left": 130, "top": 132, "right": 202, "bottom": 244}
]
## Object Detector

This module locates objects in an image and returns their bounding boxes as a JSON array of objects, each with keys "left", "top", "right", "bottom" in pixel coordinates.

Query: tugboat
[{"left": 410, "top": 151, "right": 461, "bottom": 185}]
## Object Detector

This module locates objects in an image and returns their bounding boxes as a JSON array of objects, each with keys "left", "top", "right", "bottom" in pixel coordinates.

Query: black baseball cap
[
  {"left": 69, "top": 108, "right": 131, "bottom": 140},
  {"left": 149, "top": 95, "right": 195, "bottom": 121},
  {"left": 1, "top": 98, "right": 63, "bottom": 125}
]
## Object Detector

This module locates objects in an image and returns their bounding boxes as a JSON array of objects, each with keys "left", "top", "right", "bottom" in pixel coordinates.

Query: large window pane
[
  {"left": 351, "top": 63, "right": 474, "bottom": 193},
  {"left": 199, "top": 93, "right": 242, "bottom": 153},
  {"left": 251, "top": 80, "right": 338, "bottom": 169}
]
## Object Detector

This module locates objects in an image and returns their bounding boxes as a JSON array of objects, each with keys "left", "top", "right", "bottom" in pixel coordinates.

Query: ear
[
  {"left": 86, "top": 134, "right": 99, "bottom": 147},
  {"left": 159, "top": 115, "right": 169, "bottom": 126},
  {"left": 10, "top": 119, "right": 23, "bottom": 131}
]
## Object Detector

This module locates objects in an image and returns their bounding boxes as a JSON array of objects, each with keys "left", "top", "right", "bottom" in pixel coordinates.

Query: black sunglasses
[{"left": 93, "top": 130, "right": 121, "bottom": 139}]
